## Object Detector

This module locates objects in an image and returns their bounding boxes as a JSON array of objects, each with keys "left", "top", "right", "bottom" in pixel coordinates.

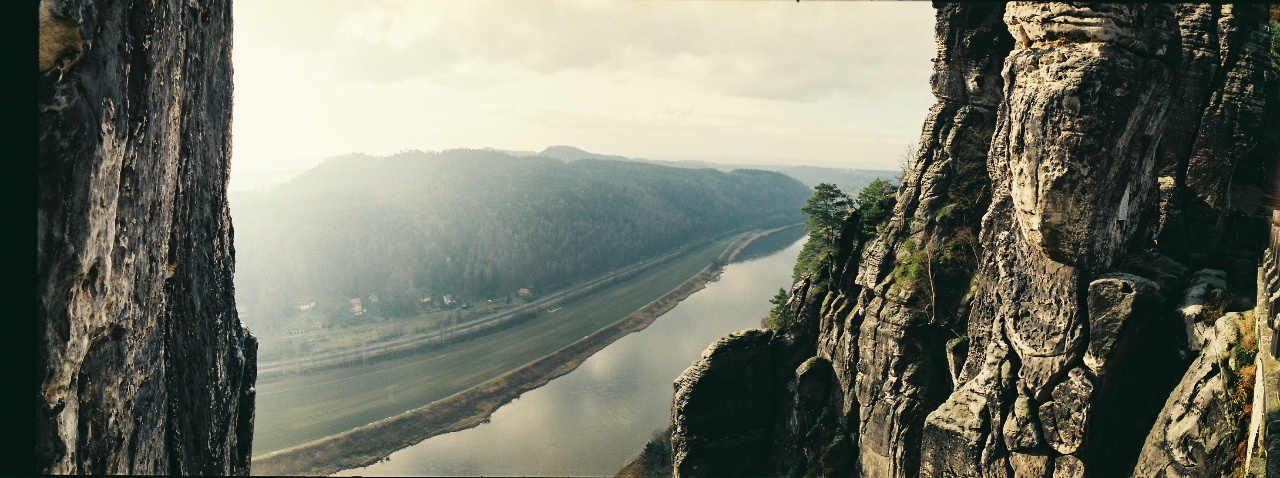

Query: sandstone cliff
[
  {"left": 37, "top": 0, "right": 255, "bottom": 474},
  {"left": 672, "top": 3, "right": 1279, "bottom": 478}
]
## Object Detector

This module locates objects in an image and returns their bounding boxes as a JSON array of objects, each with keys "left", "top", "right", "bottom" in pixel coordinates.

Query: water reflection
[
  {"left": 336, "top": 234, "right": 806, "bottom": 477},
  {"left": 733, "top": 224, "right": 805, "bottom": 264}
]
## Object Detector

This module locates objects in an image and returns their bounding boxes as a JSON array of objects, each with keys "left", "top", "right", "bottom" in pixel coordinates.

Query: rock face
[
  {"left": 671, "top": 3, "right": 1278, "bottom": 478},
  {"left": 672, "top": 329, "right": 783, "bottom": 478},
  {"left": 37, "top": 0, "right": 255, "bottom": 475},
  {"left": 1130, "top": 313, "right": 1250, "bottom": 478},
  {"left": 1152, "top": 4, "right": 1279, "bottom": 293}
]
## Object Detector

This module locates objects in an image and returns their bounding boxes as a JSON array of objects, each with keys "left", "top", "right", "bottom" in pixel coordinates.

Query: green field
[{"left": 252, "top": 234, "right": 741, "bottom": 457}]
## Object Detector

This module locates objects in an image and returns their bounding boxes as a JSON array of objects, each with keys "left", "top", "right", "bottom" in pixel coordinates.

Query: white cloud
[
  {"left": 231, "top": 0, "right": 937, "bottom": 176},
  {"left": 318, "top": 1, "right": 935, "bottom": 103}
]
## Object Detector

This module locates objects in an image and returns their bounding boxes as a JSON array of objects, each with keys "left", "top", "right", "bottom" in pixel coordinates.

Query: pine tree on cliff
[{"left": 795, "top": 183, "right": 851, "bottom": 282}]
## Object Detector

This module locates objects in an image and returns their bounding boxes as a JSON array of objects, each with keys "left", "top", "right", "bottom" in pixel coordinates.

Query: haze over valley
[
  {"left": 227, "top": 2, "right": 937, "bottom": 474},
  {"left": 231, "top": 148, "right": 820, "bottom": 352}
]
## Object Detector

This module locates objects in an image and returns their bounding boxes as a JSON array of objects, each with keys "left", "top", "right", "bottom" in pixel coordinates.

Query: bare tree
[{"left": 897, "top": 143, "right": 919, "bottom": 183}]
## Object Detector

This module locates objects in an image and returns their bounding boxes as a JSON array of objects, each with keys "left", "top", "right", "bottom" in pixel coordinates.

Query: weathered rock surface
[
  {"left": 1152, "top": 5, "right": 1278, "bottom": 291},
  {"left": 671, "top": 329, "right": 784, "bottom": 478},
  {"left": 774, "top": 356, "right": 855, "bottom": 478},
  {"left": 836, "top": 4, "right": 1012, "bottom": 477},
  {"left": 1130, "top": 313, "right": 1249, "bottom": 478},
  {"left": 1176, "top": 269, "right": 1231, "bottom": 353},
  {"left": 670, "top": 3, "right": 1278, "bottom": 478},
  {"left": 37, "top": 0, "right": 255, "bottom": 474}
]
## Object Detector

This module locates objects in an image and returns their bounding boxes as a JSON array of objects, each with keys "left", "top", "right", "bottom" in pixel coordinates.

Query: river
[{"left": 334, "top": 230, "right": 807, "bottom": 477}]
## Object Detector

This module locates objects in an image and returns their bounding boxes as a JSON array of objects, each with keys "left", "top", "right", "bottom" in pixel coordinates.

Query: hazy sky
[{"left": 230, "top": 1, "right": 937, "bottom": 185}]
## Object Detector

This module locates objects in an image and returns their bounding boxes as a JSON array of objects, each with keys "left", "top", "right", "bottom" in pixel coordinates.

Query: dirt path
[{"left": 251, "top": 227, "right": 787, "bottom": 476}]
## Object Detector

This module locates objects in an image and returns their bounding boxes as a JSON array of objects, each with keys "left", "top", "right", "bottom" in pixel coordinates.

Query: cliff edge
[
  {"left": 37, "top": 0, "right": 255, "bottom": 474},
  {"left": 672, "top": 3, "right": 1279, "bottom": 478}
]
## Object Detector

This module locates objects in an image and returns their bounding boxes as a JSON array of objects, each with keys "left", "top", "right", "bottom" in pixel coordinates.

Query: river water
[{"left": 336, "top": 230, "right": 806, "bottom": 477}]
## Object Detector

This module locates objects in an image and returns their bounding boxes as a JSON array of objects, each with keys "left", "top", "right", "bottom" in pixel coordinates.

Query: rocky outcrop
[
  {"left": 671, "top": 329, "right": 786, "bottom": 478},
  {"left": 671, "top": 3, "right": 1278, "bottom": 478},
  {"left": 673, "top": 3, "right": 1014, "bottom": 477},
  {"left": 920, "top": 5, "right": 1185, "bottom": 477},
  {"left": 37, "top": 0, "right": 255, "bottom": 475},
  {"left": 810, "top": 5, "right": 1013, "bottom": 478},
  {"left": 1131, "top": 312, "right": 1252, "bottom": 478}
]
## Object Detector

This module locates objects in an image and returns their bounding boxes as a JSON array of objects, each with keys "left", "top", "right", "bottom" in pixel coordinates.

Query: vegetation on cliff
[
  {"left": 791, "top": 180, "right": 895, "bottom": 288},
  {"left": 671, "top": 4, "right": 1279, "bottom": 478},
  {"left": 769, "top": 179, "right": 896, "bottom": 334},
  {"left": 617, "top": 428, "right": 675, "bottom": 478},
  {"left": 1272, "top": 6, "right": 1279, "bottom": 66}
]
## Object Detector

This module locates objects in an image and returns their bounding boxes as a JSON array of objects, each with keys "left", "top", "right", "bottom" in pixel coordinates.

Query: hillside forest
[{"left": 230, "top": 149, "right": 813, "bottom": 338}]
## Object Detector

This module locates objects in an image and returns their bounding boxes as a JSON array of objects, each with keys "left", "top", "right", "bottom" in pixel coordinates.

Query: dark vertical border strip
[{"left": 1, "top": 1, "right": 41, "bottom": 476}]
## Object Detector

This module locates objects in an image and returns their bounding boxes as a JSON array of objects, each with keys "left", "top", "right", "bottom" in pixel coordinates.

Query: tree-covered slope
[{"left": 230, "top": 148, "right": 809, "bottom": 333}]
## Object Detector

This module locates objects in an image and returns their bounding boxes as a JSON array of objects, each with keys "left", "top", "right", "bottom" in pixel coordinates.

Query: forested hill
[
  {"left": 535, "top": 145, "right": 899, "bottom": 190},
  {"left": 229, "top": 148, "right": 810, "bottom": 331}
]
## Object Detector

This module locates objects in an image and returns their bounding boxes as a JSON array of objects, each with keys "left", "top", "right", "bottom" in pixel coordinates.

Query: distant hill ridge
[
  {"left": 233, "top": 145, "right": 897, "bottom": 193},
  {"left": 530, "top": 145, "right": 899, "bottom": 190},
  {"left": 230, "top": 148, "right": 811, "bottom": 336}
]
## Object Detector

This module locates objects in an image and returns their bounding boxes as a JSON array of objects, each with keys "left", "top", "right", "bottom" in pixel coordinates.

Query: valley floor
[{"left": 249, "top": 229, "right": 784, "bottom": 474}]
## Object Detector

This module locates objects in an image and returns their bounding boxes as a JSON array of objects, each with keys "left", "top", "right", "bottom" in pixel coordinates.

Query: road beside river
[{"left": 252, "top": 227, "right": 798, "bottom": 475}]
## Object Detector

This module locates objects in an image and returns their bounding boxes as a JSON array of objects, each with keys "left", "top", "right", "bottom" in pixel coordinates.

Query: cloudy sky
[{"left": 230, "top": 1, "right": 938, "bottom": 189}]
